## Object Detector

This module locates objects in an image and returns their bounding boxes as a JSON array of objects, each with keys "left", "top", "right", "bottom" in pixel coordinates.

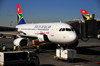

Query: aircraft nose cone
[{"left": 68, "top": 32, "right": 77, "bottom": 42}]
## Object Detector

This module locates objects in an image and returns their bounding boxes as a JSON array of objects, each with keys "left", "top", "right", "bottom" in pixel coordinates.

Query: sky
[{"left": 0, "top": 0, "right": 100, "bottom": 27}]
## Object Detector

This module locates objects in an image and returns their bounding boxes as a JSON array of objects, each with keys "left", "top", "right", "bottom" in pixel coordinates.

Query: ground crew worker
[
  {"left": 13, "top": 45, "right": 17, "bottom": 51},
  {"left": 36, "top": 45, "right": 39, "bottom": 53},
  {"left": 2, "top": 44, "right": 7, "bottom": 51}
]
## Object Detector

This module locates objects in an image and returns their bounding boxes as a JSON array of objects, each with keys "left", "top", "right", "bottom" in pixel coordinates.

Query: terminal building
[{"left": 0, "top": 26, "right": 17, "bottom": 31}]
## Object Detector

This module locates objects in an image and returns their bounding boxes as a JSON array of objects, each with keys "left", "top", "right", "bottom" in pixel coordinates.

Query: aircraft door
[
  {"left": 51, "top": 25, "right": 56, "bottom": 36},
  {"left": 51, "top": 28, "right": 54, "bottom": 36},
  {"left": 48, "top": 24, "right": 57, "bottom": 42}
]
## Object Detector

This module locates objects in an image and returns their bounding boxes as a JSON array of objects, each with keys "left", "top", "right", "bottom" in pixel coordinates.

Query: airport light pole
[{"left": 10, "top": 21, "right": 13, "bottom": 27}]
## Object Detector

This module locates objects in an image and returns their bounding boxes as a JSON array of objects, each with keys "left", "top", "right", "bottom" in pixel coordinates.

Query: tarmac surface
[{"left": 0, "top": 37, "right": 100, "bottom": 66}]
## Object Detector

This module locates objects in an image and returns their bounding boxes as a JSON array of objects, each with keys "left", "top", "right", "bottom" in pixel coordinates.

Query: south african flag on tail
[
  {"left": 17, "top": 3, "right": 26, "bottom": 25},
  {"left": 80, "top": 10, "right": 90, "bottom": 20}
]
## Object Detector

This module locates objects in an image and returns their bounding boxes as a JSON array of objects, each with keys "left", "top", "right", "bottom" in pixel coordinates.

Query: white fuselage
[{"left": 16, "top": 23, "right": 77, "bottom": 44}]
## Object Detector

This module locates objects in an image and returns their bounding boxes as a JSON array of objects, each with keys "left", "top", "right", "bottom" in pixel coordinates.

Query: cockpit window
[
  {"left": 59, "top": 28, "right": 72, "bottom": 31},
  {"left": 66, "top": 28, "right": 71, "bottom": 31},
  {"left": 59, "top": 28, "right": 62, "bottom": 31},
  {"left": 71, "top": 28, "right": 74, "bottom": 31},
  {"left": 62, "top": 28, "right": 65, "bottom": 31}
]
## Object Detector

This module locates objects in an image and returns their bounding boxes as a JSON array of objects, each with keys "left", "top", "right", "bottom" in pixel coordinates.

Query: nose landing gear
[{"left": 57, "top": 40, "right": 79, "bottom": 49}]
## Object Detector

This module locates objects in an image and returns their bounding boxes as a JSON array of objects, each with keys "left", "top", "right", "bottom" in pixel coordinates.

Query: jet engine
[
  {"left": 13, "top": 38, "right": 28, "bottom": 47},
  {"left": 13, "top": 34, "right": 50, "bottom": 47}
]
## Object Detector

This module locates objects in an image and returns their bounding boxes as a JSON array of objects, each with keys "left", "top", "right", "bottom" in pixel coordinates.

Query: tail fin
[
  {"left": 80, "top": 10, "right": 90, "bottom": 20},
  {"left": 17, "top": 3, "right": 26, "bottom": 25}
]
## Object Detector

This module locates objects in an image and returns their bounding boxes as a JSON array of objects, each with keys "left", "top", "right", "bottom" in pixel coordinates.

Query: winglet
[{"left": 17, "top": 3, "right": 26, "bottom": 25}]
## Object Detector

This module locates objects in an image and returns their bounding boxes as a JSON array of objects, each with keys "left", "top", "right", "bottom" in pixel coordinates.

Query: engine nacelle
[{"left": 13, "top": 38, "right": 27, "bottom": 47}]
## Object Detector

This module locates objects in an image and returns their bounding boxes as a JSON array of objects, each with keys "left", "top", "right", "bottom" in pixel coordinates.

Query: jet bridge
[{"left": 66, "top": 19, "right": 100, "bottom": 41}]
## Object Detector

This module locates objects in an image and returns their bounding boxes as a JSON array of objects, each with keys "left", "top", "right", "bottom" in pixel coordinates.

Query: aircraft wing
[
  {"left": 19, "top": 34, "right": 37, "bottom": 38},
  {"left": 0, "top": 32, "right": 37, "bottom": 38},
  {"left": 0, "top": 32, "right": 18, "bottom": 36}
]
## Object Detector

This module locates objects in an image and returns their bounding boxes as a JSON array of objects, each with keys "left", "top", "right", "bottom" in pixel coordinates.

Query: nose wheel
[
  {"left": 57, "top": 44, "right": 68, "bottom": 49},
  {"left": 57, "top": 40, "right": 79, "bottom": 49}
]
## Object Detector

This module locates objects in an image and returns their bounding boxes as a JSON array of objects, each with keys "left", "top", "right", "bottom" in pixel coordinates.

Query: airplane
[
  {"left": 80, "top": 10, "right": 90, "bottom": 20},
  {"left": 0, "top": 3, "right": 78, "bottom": 49}
]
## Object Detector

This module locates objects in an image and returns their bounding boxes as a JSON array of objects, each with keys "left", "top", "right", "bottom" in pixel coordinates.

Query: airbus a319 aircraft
[{"left": 0, "top": 3, "right": 78, "bottom": 48}]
